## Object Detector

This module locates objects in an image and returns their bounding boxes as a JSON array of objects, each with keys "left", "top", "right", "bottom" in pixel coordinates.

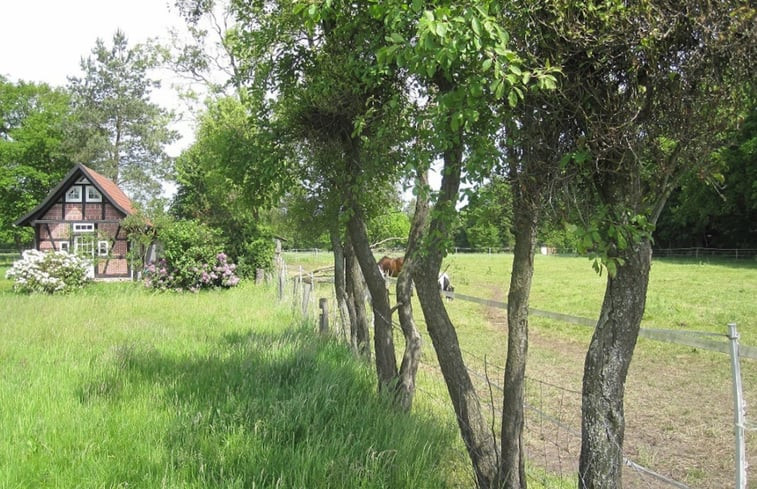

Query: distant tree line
[{"left": 2, "top": 68, "right": 753, "bottom": 254}]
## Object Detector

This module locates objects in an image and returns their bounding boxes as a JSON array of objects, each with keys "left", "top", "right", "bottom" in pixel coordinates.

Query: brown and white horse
[{"left": 378, "top": 255, "right": 404, "bottom": 278}]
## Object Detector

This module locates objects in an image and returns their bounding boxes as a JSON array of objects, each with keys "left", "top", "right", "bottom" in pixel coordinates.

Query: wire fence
[
  {"left": 652, "top": 248, "right": 757, "bottom": 259},
  {"left": 283, "top": 247, "right": 757, "bottom": 259},
  {"left": 276, "top": 260, "right": 753, "bottom": 489}
]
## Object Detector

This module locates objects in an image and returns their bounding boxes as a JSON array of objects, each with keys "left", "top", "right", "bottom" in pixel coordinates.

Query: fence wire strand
[{"left": 281, "top": 258, "right": 742, "bottom": 489}]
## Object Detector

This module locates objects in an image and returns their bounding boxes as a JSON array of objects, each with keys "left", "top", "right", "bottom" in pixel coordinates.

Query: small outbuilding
[{"left": 14, "top": 164, "right": 137, "bottom": 279}]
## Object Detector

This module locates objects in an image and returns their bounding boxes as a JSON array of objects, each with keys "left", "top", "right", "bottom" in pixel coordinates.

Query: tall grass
[
  {"left": 0, "top": 281, "right": 462, "bottom": 488},
  {"left": 4, "top": 253, "right": 754, "bottom": 488}
]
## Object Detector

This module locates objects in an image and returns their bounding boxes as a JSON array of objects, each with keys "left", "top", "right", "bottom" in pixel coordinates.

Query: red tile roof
[
  {"left": 14, "top": 163, "right": 137, "bottom": 226},
  {"left": 80, "top": 165, "right": 136, "bottom": 215}
]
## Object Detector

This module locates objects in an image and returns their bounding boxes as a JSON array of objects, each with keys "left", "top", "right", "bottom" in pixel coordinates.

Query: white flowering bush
[{"left": 5, "top": 249, "right": 91, "bottom": 294}]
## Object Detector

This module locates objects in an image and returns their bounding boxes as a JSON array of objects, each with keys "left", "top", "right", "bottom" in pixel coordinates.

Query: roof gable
[
  {"left": 81, "top": 165, "right": 136, "bottom": 215},
  {"left": 14, "top": 164, "right": 136, "bottom": 226}
]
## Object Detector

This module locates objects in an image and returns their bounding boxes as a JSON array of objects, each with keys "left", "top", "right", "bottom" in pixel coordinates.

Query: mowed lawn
[{"left": 0, "top": 279, "right": 463, "bottom": 489}]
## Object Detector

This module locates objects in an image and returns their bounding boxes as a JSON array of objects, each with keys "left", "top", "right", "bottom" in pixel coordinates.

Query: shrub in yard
[
  {"left": 235, "top": 237, "right": 275, "bottom": 278},
  {"left": 5, "top": 249, "right": 90, "bottom": 294},
  {"left": 143, "top": 252, "right": 240, "bottom": 291},
  {"left": 143, "top": 220, "right": 240, "bottom": 291}
]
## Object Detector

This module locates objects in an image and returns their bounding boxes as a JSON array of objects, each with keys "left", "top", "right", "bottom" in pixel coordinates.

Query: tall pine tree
[{"left": 68, "top": 30, "right": 178, "bottom": 204}]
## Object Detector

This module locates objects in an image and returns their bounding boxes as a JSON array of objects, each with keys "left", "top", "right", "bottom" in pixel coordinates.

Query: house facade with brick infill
[{"left": 15, "top": 164, "right": 138, "bottom": 279}]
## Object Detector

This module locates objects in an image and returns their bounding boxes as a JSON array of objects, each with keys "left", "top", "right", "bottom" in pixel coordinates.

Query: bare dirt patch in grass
[
  {"left": 477, "top": 283, "right": 748, "bottom": 489},
  {"left": 284, "top": 252, "right": 755, "bottom": 488}
]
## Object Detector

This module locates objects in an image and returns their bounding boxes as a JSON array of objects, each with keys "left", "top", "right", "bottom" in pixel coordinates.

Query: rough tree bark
[
  {"left": 347, "top": 209, "right": 398, "bottom": 390},
  {"left": 413, "top": 146, "right": 500, "bottom": 488},
  {"left": 329, "top": 230, "right": 351, "bottom": 342},
  {"left": 499, "top": 195, "right": 539, "bottom": 489},
  {"left": 344, "top": 236, "right": 371, "bottom": 359},
  {"left": 579, "top": 238, "right": 652, "bottom": 488},
  {"left": 393, "top": 170, "right": 429, "bottom": 412}
]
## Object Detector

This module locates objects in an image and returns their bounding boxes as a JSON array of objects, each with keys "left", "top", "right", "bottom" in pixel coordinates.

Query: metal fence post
[{"left": 728, "top": 323, "right": 747, "bottom": 489}]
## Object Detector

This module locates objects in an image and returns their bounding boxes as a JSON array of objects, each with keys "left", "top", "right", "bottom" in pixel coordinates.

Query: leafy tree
[
  {"left": 655, "top": 107, "right": 757, "bottom": 248},
  {"left": 367, "top": 203, "right": 411, "bottom": 247},
  {"left": 376, "top": 3, "right": 556, "bottom": 486},
  {"left": 538, "top": 1, "right": 756, "bottom": 486},
  {"left": 456, "top": 178, "right": 514, "bottom": 250},
  {"left": 169, "top": 0, "right": 246, "bottom": 99},
  {"left": 67, "top": 30, "right": 179, "bottom": 204},
  {"left": 227, "top": 0, "right": 416, "bottom": 404},
  {"left": 172, "top": 96, "right": 289, "bottom": 273},
  {"left": 267, "top": 190, "right": 331, "bottom": 249},
  {"left": 0, "top": 77, "right": 74, "bottom": 249}
]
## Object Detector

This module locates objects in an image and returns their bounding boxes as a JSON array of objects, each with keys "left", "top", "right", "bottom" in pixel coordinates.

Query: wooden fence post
[
  {"left": 274, "top": 238, "right": 283, "bottom": 269},
  {"left": 292, "top": 274, "right": 300, "bottom": 312},
  {"left": 302, "top": 273, "right": 313, "bottom": 316},
  {"left": 319, "top": 298, "right": 329, "bottom": 335},
  {"left": 277, "top": 264, "right": 285, "bottom": 300}
]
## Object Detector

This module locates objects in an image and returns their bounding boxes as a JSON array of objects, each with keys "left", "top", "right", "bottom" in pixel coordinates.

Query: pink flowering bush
[
  {"left": 143, "top": 252, "right": 240, "bottom": 292},
  {"left": 142, "top": 220, "right": 241, "bottom": 292},
  {"left": 5, "top": 249, "right": 91, "bottom": 294}
]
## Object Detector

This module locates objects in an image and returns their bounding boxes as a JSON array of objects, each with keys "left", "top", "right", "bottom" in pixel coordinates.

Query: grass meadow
[
  {"left": 2, "top": 252, "right": 755, "bottom": 488},
  {"left": 0, "top": 278, "right": 462, "bottom": 488},
  {"left": 286, "top": 251, "right": 757, "bottom": 489}
]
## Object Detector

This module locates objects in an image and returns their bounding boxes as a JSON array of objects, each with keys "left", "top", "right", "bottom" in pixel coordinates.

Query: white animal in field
[{"left": 438, "top": 272, "right": 454, "bottom": 300}]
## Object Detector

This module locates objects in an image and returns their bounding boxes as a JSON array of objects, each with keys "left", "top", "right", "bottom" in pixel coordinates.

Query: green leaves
[
  {"left": 507, "top": 90, "right": 518, "bottom": 108},
  {"left": 0, "top": 78, "right": 74, "bottom": 247},
  {"left": 388, "top": 32, "right": 405, "bottom": 44},
  {"left": 572, "top": 207, "right": 654, "bottom": 278},
  {"left": 68, "top": 31, "right": 178, "bottom": 204}
]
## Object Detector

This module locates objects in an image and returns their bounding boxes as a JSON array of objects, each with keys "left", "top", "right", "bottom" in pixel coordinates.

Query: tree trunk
[
  {"left": 579, "top": 238, "right": 652, "bottom": 489},
  {"left": 499, "top": 199, "right": 539, "bottom": 489},
  {"left": 347, "top": 211, "right": 398, "bottom": 391},
  {"left": 412, "top": 146, "right": 499, "bottom": 488},
  {"left": 330, "top": 230, "right": 350, "bottom": 343},
  {"left": 345, "top": 236, "right": 371, "bottom": 359},
  {"left": 393, "top": 170, "right": 429, "bottom": 412}
]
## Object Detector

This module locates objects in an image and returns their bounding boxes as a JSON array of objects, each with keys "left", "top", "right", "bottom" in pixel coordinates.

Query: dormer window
[
  {"left": 86, "top": 186, "right": 102, "bottom": 202},
  {"left": 65, "top": 186, "right": 82, "bottom": 202}
]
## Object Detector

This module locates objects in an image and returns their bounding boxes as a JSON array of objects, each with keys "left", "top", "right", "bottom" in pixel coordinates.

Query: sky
[
  {"left": 0, "top": 1, "right": 446, "bottom": 196},
  {"left": 0, "top": 0, "right": 193, "bottom": 154}
]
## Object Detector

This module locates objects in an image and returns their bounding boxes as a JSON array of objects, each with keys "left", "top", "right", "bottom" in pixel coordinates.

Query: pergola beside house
[{"left": 14, "top": 164, "right": 137, "bottom": 279}]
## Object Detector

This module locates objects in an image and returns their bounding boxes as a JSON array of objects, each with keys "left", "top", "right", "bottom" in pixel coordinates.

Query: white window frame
[
  {"left": 74, "top": 236, "right": 94, "bottom": 257},
  {"left": 86, "top": 186, "right": 102, "bottom": 202},
  {"left": 65, "top": 186, "right": 82, "bottom": 202},
  {"left": 97, "top": 240, "right": 109, "bottom": 257},
  {"left": 73, "top": 222, "right": 95, "bottom": 233},
  {"left": 59, "top": 241, "right": 69, "bottom": 252}
]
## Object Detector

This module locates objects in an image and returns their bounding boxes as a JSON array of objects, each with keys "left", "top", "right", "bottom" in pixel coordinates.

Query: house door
[{"left": 74, "top": 236, "right": 96, "bottom": 278}]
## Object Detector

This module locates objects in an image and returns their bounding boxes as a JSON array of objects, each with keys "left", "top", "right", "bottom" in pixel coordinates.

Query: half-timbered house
[{"left": 15, "top": 164, "right": 137, "bottom": 279}]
